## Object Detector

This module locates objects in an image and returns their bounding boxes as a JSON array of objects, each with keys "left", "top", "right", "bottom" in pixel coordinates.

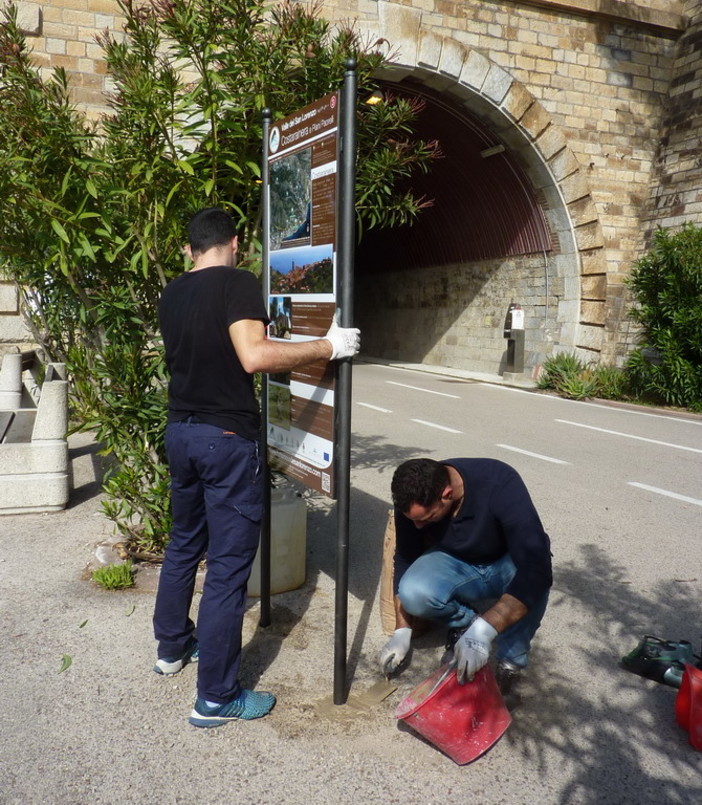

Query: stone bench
[{"left": 0, "top": 352, "right": 70, "bottom": 514}]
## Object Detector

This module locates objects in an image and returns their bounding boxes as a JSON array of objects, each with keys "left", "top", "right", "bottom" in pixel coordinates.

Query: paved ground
[{"left": 2, "top": 405, "right": 702, "bottom": 805}]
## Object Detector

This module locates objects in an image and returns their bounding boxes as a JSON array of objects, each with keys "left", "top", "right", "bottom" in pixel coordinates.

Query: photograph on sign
[
  {"left": 270, "top": 147, "right": 312, "bottom": 249},
  {"left": 270, "top": 245, "right": 333, "bottom": 295},
  {"left": 268, "top": 383, "right": 291, "bottom": 430},
  {"left": 269, "top": 295, "right": 292, "bottom": 339}
]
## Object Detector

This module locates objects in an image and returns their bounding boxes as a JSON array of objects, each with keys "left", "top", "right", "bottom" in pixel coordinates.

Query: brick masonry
[{"left": 2, "top": 0, "right": 700, "bottom": 376}]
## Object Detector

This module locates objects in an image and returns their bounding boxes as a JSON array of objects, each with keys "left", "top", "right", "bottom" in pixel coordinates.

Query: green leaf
[
  {"left": 58, "top": 654, "right": 72, "bottom": 673},
  {"left": 165, "top": 182, "right": 183, "bottom": 207},
  {"left": 224, "top": 160, "right": 243, "bottom": 174},
  {"left": 85, "top": 178, "right": 98, "bottom": 199},
  {"left": 60, "top": 169, "right": 72, "bottom": 198},
  {"left": 78, "top": 233, "right": 96, "bottom": 261},
  {"left": 51, "top": 219, "right": 70, "bottom": 243},
  {"left": 79, "top": 619, "right": 88, "bottom": 628}
]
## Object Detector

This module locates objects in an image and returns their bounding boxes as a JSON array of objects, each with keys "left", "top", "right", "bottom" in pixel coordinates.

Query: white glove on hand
[
  {"left": 454, "top": 617, "right": 498, "bottom": 685},
  {"left": 325, "top": 314, "right": 360, "bottom": 360},
  {"left": 378, "top": 627, "right": 412, "bottom": 676}
]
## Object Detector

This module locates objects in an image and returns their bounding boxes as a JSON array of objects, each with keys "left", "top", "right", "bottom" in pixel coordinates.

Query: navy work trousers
[{"left": 153, "top": 420, "right": 263, "bottom": 703}]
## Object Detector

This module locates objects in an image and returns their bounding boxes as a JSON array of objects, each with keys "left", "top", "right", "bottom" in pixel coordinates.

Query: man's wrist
[{"left": 468, "top": 616, "right": 498, "bottom": 642}]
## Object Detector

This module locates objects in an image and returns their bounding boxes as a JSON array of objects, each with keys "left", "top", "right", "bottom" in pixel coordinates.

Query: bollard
[
  {"left": 506, "top": 329, "right": 525, "bottom": 374},
  {"left": 0, "top": 353, "right": 23, "bottom": 410}
]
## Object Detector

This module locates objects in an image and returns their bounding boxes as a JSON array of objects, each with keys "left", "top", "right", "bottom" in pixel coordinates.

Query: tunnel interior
[{"left": 353, "top": 79, "right": 559, "bottom": 375}]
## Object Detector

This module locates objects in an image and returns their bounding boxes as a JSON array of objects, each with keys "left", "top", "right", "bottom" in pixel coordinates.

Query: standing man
[
  {"left": 154, "top": 207, "right": 359, "bottom": 728},
  {"left": 379, "top": 458, "right": 551, "bottom": 699}
]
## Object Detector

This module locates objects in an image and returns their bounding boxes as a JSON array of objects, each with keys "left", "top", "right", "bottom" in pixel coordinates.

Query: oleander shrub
[
  {"left": 0, "top": 0, "right": 439, "bottom": 553},
  {"left": 625, "top": 224, "right": 702, "bottom": 412}
]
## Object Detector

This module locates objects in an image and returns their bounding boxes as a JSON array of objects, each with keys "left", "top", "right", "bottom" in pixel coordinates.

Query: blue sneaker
[
  {"left": 153, "top": 637, "right": 199, "bottom": 676},
  {"left": 189, "top": 689, "right": 276, "bottom": 728}
]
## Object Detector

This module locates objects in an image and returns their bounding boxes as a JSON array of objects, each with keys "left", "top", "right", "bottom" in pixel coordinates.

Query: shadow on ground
[
  {"left": 240, "top": 431, "right": 417, "bottom": 696},
  {"left": 504, "top": 544, "right": 702, "bottom": 804}
]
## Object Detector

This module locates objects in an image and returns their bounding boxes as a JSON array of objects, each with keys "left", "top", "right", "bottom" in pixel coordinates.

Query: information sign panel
[{"left": 265, "top": 93, "right": 339, "bottom": 496}]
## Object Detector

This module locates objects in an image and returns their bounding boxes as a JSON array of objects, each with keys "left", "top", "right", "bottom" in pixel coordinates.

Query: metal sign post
[
  {"left": 333, "top": 59, "right": 357, "bottom": 704},
  {"left": 259, "top": 108, "right": 273, "bottom": 629}
]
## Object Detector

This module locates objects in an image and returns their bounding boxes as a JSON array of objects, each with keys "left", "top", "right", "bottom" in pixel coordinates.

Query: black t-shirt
[{"left": 159, "top": 266, "right": 269, "bottom": 442}]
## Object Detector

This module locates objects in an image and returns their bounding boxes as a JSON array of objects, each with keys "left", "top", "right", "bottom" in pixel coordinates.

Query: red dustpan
[
  {"left": 394, "top": 662, "right": 512, "bottom": 764},
  {"left": 675, "top": 663, "right": 702, "bottom": 750}
]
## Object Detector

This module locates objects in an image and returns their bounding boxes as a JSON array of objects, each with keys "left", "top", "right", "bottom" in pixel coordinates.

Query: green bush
[
  {"left": 556, "top": 371, "right": 599, "bottom": 401},
  {"left": 0, "top": 0, "right": 439, "bottom": 553},
  {"left": 625, "top": 224, "right": 702, "bottom": 412},
  {"left": 536, "top": 352, "right": 586, "bottom": 392},
  {"left": 590, "top": 364, "right": 629, "bottom": 400},
  {"left": 537, "top": 353, "right": 628, "bottom": 402},
  {"left": 91, "top": 561, "right": 135, "bottom": 590}
]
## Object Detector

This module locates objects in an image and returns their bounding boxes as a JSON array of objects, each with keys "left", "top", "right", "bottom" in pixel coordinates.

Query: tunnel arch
[{"left": 353, "top": 10, "right": 609, "bottom": 375}]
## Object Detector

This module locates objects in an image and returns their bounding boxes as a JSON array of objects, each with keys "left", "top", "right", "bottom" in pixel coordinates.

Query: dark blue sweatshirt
[{"left": 393, "top": 458, "right": 552, "bottom": 610}]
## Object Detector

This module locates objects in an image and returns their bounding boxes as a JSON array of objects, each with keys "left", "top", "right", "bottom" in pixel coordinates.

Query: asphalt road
[
  {"left": 2, "top": 360, "right": 701, "bottom": 805},
  {"left": 350, "top": 361, "right": 702, "bottom": 591}
]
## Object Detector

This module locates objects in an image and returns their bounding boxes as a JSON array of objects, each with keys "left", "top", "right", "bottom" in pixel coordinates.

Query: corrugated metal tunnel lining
[{"left": 356, "top": 81, "right": 553, "bottom": 273}]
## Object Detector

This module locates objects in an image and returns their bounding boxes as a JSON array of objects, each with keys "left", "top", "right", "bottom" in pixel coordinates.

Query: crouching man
[{"left": 379, "top": 458, "right": 552, "bottom": 698}]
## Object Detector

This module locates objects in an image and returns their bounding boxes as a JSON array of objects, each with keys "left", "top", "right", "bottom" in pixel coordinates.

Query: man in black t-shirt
[
  {"left": 379, "top": 457, "right": 551, "bottom": 700},
  {"left": 153, "top": 207, "right": 360, "bottom": 728}
]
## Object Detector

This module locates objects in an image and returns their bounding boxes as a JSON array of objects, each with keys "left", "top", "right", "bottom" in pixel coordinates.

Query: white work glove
[
  {"left": 324, "top": 314, "right": 360, "bottom": 360},
  {"left": 378, "top": 627, "right": 412, "bottom": 677},
  {"left": 454, "top": 617, "right": 498, "bottom": 685}
]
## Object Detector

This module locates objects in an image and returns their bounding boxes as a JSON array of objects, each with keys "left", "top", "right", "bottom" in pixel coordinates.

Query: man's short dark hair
[
  {"left": 391, "top": 458, "right": 449, "bottom": 513},
  {"left": 187, "top": 208, "right": 239, "bottom": 256}
]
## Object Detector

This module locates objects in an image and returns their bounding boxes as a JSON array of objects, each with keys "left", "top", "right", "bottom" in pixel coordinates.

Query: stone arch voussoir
[{"left": 359, "top": 0, "right": 610, "bottom": 359}]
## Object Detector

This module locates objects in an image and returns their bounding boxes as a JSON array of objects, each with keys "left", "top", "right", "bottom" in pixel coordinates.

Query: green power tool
[{"left": 621, "top": 635, "right": 701, "bottom": 688}]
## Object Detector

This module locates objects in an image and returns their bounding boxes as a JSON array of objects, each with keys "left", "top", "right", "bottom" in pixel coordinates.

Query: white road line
[
  {"left": 574, "top": 401, "right": 702, "bottom": 425},
  {"left": 496, "top": 444, "right": 570, "bottom": 465},
  {"left": 386, "top": 381, "right": 461, "bottom": 399},
  {"left": 357, "top": 402, "right": 392, "bottom": 413},
  {"left": 555, "top": 419, "right": 702, "bottom": 454},
  {"left": 628, "top": 482, "right": 702, "bottom": 508},
  {"left": 481, "top": 384, "right": 702, "bottom": 425},
  {"left": 411, "top": 419, "right": 463, "bottom": 434},
  {"left": 482, "top": 384, "right": 551, "bottom": 397}
]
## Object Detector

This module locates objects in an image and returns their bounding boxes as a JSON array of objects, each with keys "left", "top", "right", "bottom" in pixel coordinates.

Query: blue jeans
[
  {"left": 397, "top": 550, "right": 549, "bottom": 668},
  {"left": 153, "top": 421, "right": 263, "bottom": 702}
]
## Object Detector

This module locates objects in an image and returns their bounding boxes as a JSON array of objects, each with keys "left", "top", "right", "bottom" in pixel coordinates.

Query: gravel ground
[{"left": 1, "top": 430, "right": 701, "bottom": 805}]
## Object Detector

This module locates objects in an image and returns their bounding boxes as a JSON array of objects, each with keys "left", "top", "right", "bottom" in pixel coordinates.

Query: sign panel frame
[{"left": 264, "top": 92, "right": 341, "bottom": 498}]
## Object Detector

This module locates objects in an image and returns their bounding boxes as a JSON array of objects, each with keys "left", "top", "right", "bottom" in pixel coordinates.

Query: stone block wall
[
  {"left": 0, "top": 282, "right": 32, "bottom": 348},
  {"left": 9, "top": 0, "right": 122, "bottom": 118},
  {"left": 357, "top": 252, "right": 562, "bottom": 376},
  {"left": 3, "top": 0, "right": 699, "bottom": 371},
  {"left": 647, "top": 1, "right": 702, "bottom": 231},
  {"left": 327, "top": 0, "right": 684, "bottom": 366}
]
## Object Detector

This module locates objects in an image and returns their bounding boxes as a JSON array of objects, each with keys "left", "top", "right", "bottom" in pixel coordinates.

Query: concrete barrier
[{"left": 0, "top": 352, "right": 70, "bottom": 514}]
